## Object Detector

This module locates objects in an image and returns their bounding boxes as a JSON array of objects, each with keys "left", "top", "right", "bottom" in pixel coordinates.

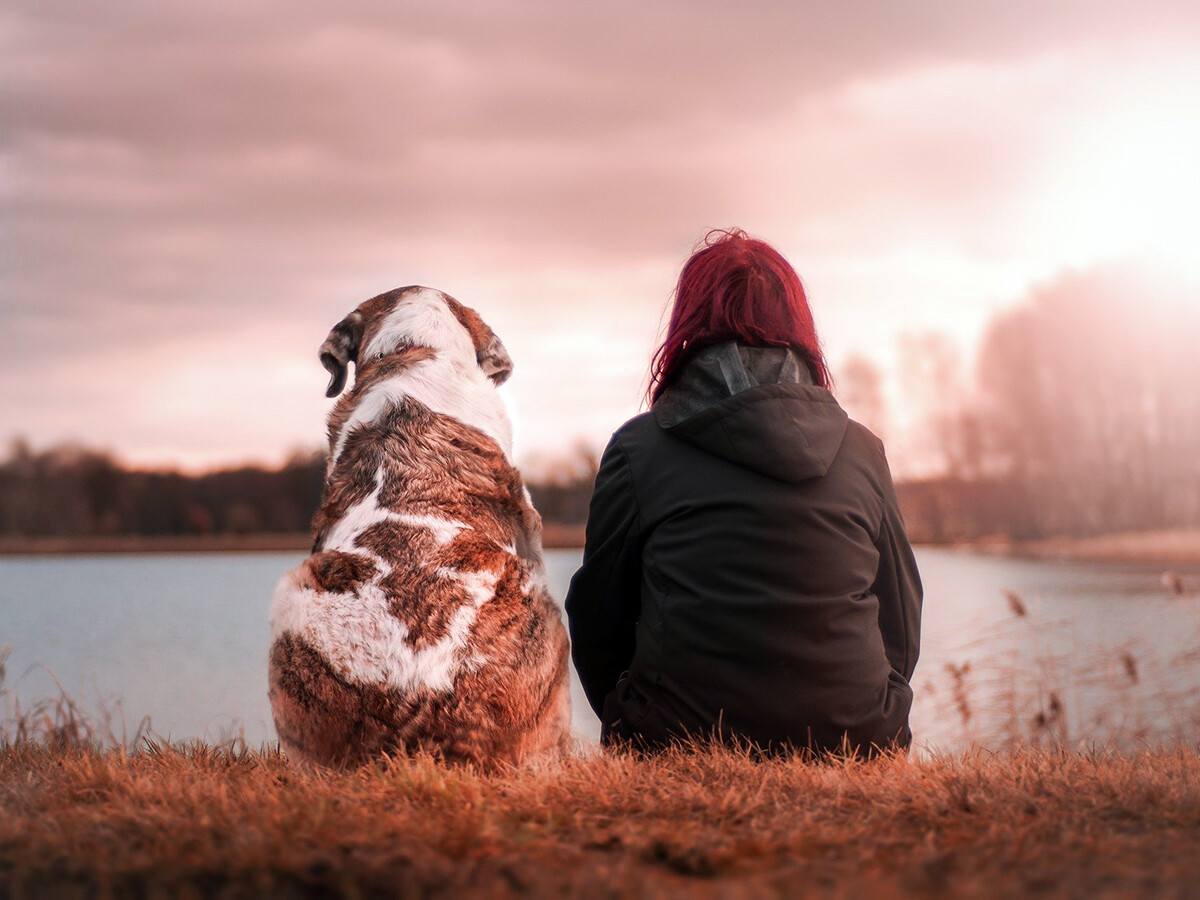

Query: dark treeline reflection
[{"left": 2, "top": 268, "right": 1197, "bottom": 543}]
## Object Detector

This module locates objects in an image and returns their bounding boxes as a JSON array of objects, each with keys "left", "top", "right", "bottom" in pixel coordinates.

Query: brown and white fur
[{"left": 268, "top": 286, "right": 571, "bottom": 769}]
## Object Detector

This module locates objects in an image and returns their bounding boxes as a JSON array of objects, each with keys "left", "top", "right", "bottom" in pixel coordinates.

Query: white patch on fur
[
  {"left": 363, "top": 287, "right": 475, "bottom": 364},
  {"left": 395, "top": 514, "right": 469, "bottom": 545},
  {"left": 441, "top": 566, "right": 500, "bottom": 607},
  {"left": 318, "top": 471, "right": 468, "bottom": 551},
  {"left": 330, "top": 290, "right": 513, "bottom": 466},
  {"left": 269, "top": 467, "right": 500, "bottom": 693},
  {"left": 320, "top": 469, "right": 398, "bottom": 551}
]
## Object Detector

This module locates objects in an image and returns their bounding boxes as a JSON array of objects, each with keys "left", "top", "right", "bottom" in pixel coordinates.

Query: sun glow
[{"left": 1035, "top": 55, "right": 1200, "bottom": 282}]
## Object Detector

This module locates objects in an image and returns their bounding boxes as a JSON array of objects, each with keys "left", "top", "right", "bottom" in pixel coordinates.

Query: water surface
[{"left": 2, "top": 548, "right": 1197, "bottom": 752}]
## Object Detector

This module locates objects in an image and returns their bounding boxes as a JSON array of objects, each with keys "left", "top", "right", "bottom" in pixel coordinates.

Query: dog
[{"left": 268, "top": 286, "right": 571, "bottom": 769}]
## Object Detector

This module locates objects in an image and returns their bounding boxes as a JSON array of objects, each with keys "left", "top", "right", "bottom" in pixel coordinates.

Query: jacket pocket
[
  {"left": 882, "top": 669, "right": 915, "bottom": 749},
  {"left": 601, "top": 673, "right": 657, "bottom": 743}
]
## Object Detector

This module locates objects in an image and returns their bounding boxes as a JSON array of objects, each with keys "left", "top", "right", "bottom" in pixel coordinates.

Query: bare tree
[
  {"left": 897, "top": 332, "right": 980, "bottom": 479},
  {"left": 976, "top": 266, "right": 1200, "bottom": 536},
  {"left": 836, "top": 354, "right": 889, "bottom": 443}
]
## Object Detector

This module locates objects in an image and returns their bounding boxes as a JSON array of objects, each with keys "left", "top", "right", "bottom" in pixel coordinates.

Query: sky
[{"left": 3, "top": 1, "right": 1199, "bottom": 474}]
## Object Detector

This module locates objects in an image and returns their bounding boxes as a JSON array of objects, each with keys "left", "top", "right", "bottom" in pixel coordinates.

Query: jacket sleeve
[
  {"left": 564, "top": 435, "right": 644, "bottom": 716},
  {"left": 870, "top": 446, "right": 923, "bottom": 681}
]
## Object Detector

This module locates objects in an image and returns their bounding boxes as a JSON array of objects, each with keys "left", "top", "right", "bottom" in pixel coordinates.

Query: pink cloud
[{"left": 3, "top": 1, "right": 1200, "bottom": 468}]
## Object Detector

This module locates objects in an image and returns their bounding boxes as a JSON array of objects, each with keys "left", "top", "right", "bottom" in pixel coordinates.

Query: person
[{"left": 564, "top": 229, "right": 922, "bottom": 757}]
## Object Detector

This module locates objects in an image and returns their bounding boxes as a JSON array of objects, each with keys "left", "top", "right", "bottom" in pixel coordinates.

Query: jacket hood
[{"left": 652, "top": 341, "right": 848, "bottom": 482}]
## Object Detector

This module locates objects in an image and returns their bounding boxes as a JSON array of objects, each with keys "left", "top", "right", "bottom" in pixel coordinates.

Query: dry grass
[
  {"left": 912, "top": 582, "right": 1200, "bottom": 754},
  {"left": 0, "top": 647, "right": 154, "bottom": 753},
  {"left": 0, "top": 739, "right": 1198, "bottom": 899}
]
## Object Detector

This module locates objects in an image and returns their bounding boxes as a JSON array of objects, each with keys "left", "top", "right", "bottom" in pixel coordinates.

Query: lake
[{"left": 2, "top": 548, "right": 1198, "bottom": 754}]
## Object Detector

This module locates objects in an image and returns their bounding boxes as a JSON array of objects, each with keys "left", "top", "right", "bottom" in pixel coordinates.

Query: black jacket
[{"left": 564, "top": 342, "right": 922, "bottom": 755}]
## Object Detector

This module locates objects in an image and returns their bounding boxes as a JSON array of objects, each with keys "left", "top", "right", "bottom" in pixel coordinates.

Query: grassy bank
[
  {"left": 0, "top": 523, "right": 588, "bottom": 556},
  {"left": 2, "top": 740, "right": 1199, "bottom": 898},
  {"left": 953, "top": 527, "right": 1200, "bottom": 568},
  {"left": 1007, "top": 528, "right": 1200, "bottom": 567},
  {"left": 4, "top": 527, "right": 1198, "bottom": 564}
]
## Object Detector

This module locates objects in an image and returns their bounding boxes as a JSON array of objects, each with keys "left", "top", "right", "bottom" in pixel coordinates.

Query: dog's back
[{"left": 268, "top": 287, "right": 570, "bottom": 769}]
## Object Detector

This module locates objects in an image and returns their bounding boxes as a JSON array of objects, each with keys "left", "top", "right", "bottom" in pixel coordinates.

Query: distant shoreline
[
  {"left": 0, "top": 533, "right": 314, "bottom": 556},
  {"left": 3, "top": 527, "right": 1199, "bottom": 566},
  {"left": 0, "top": 524, "right": 590, "bottom": 556},
  {"left": 989, "top": 528, "right": 1200, "bottom": 567}
]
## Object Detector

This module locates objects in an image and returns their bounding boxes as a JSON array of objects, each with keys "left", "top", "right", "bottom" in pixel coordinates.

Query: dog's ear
[
  {"left": 444, "top": 297, "right": 514, "bottom": 386},
  {"left": 476, "top": 331, "right": 513, "bottom": 386},
  {"left": 318, "top": 311, "right": 364, "bottom": 398}
]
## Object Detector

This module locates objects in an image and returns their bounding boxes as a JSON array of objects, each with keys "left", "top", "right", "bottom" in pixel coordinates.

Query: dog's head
[{"left": 318, "top": 286, "right": 513, "bottom": 398}]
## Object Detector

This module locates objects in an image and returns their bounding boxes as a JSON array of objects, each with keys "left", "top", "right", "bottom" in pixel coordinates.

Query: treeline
[
  {"left": 886, "top": 266, "right": 1200, "bottom": 542},
  {"left": 0, "top": 441, "right": 597, "bottom": 540},
  {"left": 3, "top": 267, "right": 1197, "bottom": 545},
  {"left": 0, "top": 443, "right": 328, "bottom": 538}
]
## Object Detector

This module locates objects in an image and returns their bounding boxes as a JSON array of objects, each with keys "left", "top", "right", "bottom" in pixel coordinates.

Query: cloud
[{"left": 3, "top": 1, "right": 1200, "bottom": 465}]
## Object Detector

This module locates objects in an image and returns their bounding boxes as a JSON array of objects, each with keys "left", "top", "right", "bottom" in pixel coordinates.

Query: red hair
[{"left": 648, "top": 229, "right": 831, "bottom": 403}]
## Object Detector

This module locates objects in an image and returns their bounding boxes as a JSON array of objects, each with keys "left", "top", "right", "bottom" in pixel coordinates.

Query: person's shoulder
[
  {"left": 842, "top": 418, "right": 889, "bottom": 466},
  {"left": 604, "top": 411, "right": 664, "bottom": 469},
  {"left": 609, "top": 410, "right": 659, "bottom": 446}
]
